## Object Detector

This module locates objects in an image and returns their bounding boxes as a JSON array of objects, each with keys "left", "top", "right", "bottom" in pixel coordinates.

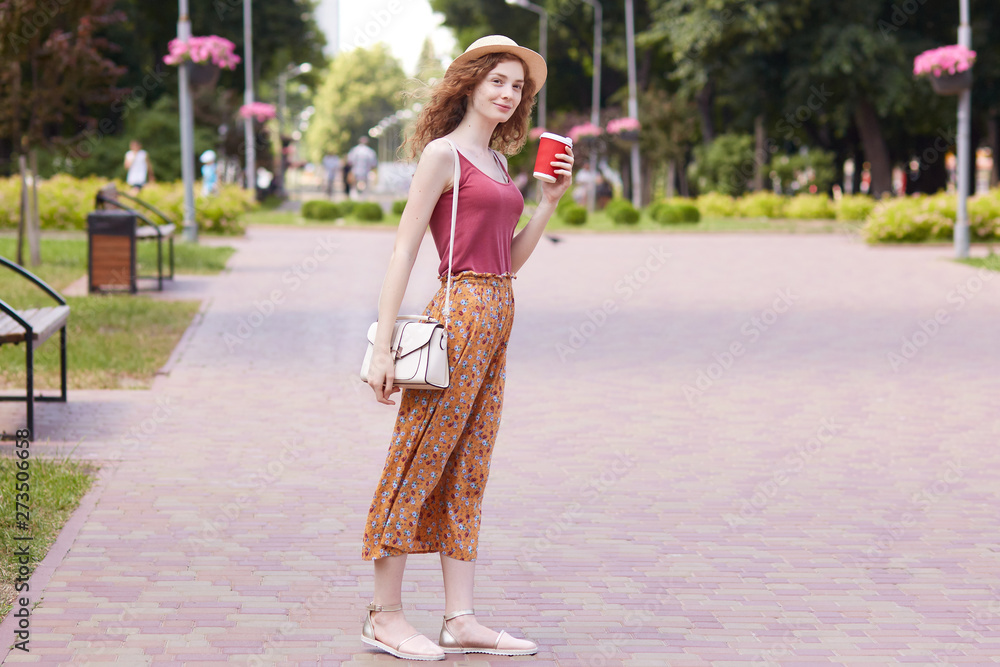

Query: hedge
[
  {"left": 606, "top": 198, "right": 639, "bottom": 225},
  {"left": 784, "top": 194, "right": 834, "bottom": 220},
  {"left": 863, "top": 190, "right": 1000, "bottom": 243},
  {"left": 0, "top": 175, "right": 256, "bottom": 235},
  {"left": 302, "top": 200, "right": 341, "bottom": 220}
]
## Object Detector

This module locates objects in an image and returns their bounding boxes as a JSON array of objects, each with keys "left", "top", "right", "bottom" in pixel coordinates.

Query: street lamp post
[
  {"left": 625, "top": 0, "right": 642, "bottom": 209},
  {"left": 505, "top": 0, "right": 548, "bottom": 130},
  {"left": 243, "top": 0, "right": 255, "bottom": 192},
  {"left": 177, "top": 0, "right": 197, "bottom": 242},
  {"left": 955, "top": 0, "right": 972, "bottom": 259},
  {"left": 579, "top": 0, "right": 602, "bottom": 213},
  {"left": 276, "top": 62, "right": 311, "bottom": 198}
]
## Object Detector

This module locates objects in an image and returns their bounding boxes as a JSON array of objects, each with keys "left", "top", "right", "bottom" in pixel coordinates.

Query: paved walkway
[{"left": 3, "top": 227, "right": 1000, "bottom": 665}]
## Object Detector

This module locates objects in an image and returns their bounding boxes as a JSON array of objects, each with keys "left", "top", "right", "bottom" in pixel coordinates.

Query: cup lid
[{"left": 539, "top": 132, "right": 573, "bottom": 147}]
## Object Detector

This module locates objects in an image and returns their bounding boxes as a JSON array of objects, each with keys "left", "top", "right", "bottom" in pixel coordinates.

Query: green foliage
[
  {"left": 835, "top": 195, "right": 877, "bottom": 221},
  {"left": 689, "top": 134, "right": 756, "bottom": 196},
  {"left": 338, "top": 200, "right": 357, "bottom": 216},
  {"left": 768, "top": 149, "right": 837, "bottom": 194},
  {"left": 301, "top": 200, "right": 341, "bottom": 220},
  {"left": 392, "top": 199, "right": 408, "bottom": 215},
  {"left": 784, "top": 194, "right": 835, "bottom": 220},
  {"left": 736, "top": 192, "right": 786, "bottom": 218},
  {"left": 0, "top": 176, "right": 254, "bottom": 234},
  {"left": 305, "top": 45, "right": 407, "bottom": 160},
  {"left": 561, "top": 205, "right": 588, "bottom": 226},
  {"left": 606, "top": 198, "right": 640, "bottom": 225},
  {"left": 863, "top": 197, "right": 945, "bottom": 243},
  {"left": 862, "top": 191, "right": 1000, "bottom": 243},
  {"left": 696, "top": 193, "right": 738, "bottom": 217},
  {"left": 649, "top": 200, "right": 701, "bottom": 224},
  {"left": 353, "top": 202, "right": 384, "bottom": 222}
]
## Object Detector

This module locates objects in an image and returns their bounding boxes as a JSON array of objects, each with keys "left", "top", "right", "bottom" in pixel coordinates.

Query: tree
[{"left": 304, "top": 45, "right": 407, "bottom": 161}]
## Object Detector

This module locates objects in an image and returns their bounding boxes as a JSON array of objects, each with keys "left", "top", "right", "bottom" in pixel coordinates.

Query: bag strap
[{"left": 441, "top": 139, "right": 460, "bottom": 329}]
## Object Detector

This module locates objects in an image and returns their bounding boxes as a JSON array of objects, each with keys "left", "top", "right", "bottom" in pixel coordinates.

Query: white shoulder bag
[{"left": 359, "top": 139, "right": 461, "bottom": 390}]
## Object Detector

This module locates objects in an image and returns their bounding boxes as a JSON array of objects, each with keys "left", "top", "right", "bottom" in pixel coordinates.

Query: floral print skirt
[{"left": 362, "top": 272, "right": 515, "bottom": 562}]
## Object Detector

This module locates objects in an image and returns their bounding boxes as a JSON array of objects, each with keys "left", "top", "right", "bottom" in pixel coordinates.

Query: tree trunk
[
  {"left": 28, "top": 149, "right": 41, "bottom": 266},
  {"left": 678, "top": 155, "right": 691, "bottom": 197},
  {"left": 753, "top": 114, "right": 766, "bottom": 192},
  {"left": 988, "top": 111, "right": 999, "bottom": 188},
  {"left": 666, "top": 160, "right": 676, "bottom": 198},
  {"left": 853, "top": 98, "right": 892, "bottom": 197},
  {"left": 697, "top": 78, "right": 715, "bottom": 144},
  {"left": 17, "top": 155, "right": 28, "bottom": 266}
]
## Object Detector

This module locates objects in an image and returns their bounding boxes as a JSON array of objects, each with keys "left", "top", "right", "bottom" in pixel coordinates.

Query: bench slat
[
  {"left": 136, "top": 224, "right": 175, "bottom": 238},
  {"left": 0, "top": 306, "right": 70, "bottom": 345}
]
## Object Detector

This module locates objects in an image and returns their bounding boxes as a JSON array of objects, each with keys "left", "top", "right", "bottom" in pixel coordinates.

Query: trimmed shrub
[
  {"left": 392, "top": 199, "right": 407, "bottom": 215},
  {"left": 863, "top": 196, "right": 950, "bottom": 243},
  {"left": 353, "top": 201, "right": 384, "bottom": 222},
  {"left": 784, "top": 194, "right": 834, "bottom": 220},
  {"left": 301, "top": 200, "right": 341, "bottom": 221},
  {"left": 688, "top": 133, "right": 756, "bottom": 196},
  {"left": 338, "top": 200, "right": 356, "bottom": 216},
  {"left": 696, "top": 192, "right": 737, "bottom": 218},
  {"left": 562, "top": 204, "right": 587, "bottom": 225},
  {"left": 835, "top": 195, "right": 876, "bottom": 221},
  {"left": 969, "top": 190, "right": 1000, "bottom": 240},
  {"left": 650, "top": 200, "right": 700, "bottom": 224},
  {"left": 605, "top": 198, "right": 639, "bottom": 225},
  {"left": 737, "top": 191, "right": 786, "bottom": 218}
]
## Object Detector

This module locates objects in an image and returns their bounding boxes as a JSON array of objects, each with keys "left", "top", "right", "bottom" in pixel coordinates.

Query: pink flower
[
  {"left": 239, "top": 102, "right": 277, "bottom": 123},
  {"left": 913, "top": 45, "right": 976, "bottom": 78},
  {"left": 606, "top": 117, "right": 640, "bottom": 134},
  {"left": 568, "top": 123, "right": 602, "bottom": 143},
  {"left": 162, "top": 35, "right": 241, "bottom": 70},
  {"left": 528, "top": 127, "right": 547, "bottom": 141}
]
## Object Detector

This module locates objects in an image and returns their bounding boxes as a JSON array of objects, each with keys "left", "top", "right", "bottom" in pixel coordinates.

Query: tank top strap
[{"left": 490, "top": 149, "right": 510, "bottom": 184}]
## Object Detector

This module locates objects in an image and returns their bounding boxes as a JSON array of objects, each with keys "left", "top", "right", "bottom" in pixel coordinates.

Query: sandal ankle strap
[
  {"left": 367, "top": 601, "right": 403, "bottom": 613},
  {"left": 443, "top": 608, "right": 475, "bottom": 621}
]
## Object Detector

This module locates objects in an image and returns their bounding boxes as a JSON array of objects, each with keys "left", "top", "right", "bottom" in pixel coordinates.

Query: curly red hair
[{"left": 404, "top": 52, "right": 537, "bottom": 159}]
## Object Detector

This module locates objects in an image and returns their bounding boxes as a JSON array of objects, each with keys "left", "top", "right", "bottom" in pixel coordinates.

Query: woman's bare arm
[{"left": 367, "top": 139, "right": 454, "bottom": 404}]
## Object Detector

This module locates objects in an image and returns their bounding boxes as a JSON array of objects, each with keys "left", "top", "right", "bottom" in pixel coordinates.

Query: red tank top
[{"left": 428, "top": 149, "right": 524, "bottom": 277}]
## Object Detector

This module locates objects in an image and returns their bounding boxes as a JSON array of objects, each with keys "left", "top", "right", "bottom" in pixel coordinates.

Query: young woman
[{"left": 361, "top": 35, "right": 574, "bottom": 661}]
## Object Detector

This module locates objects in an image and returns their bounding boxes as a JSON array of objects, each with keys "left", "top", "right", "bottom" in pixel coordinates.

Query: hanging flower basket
[
  {"left": 914, "top": 45, "right": 975, "bottom": 96},
  {"left": 568, "top": 122, "right": 602, "bottom": 144},
  {"left": 930, "top": 70, "right": 973, "bottom": 95},
  {"left": 239, "top": 102, "right": 277, "bottom": 123},
  {"left": 188, "top": 62, "right": 220, "bottom": 88},
  {"left": 606, "top": 117, "right": 641, "bottom": 142},
  {"left": 163, "top": 35, "right": 241, "bottom": 70}
]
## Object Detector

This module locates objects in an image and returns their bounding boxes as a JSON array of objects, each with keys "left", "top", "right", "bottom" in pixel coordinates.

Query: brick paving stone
[{"left": 2, "top": 229, "right": 999, "bottom": 664}]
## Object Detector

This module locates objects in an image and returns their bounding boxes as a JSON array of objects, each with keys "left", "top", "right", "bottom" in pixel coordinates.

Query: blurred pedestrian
[
  {"left": 124, "top": 140, "right": 153, "bottom": 194},
  {"left": 200, "top": 150, "right": 218, "bottom": 196},
  {"left": 322, "top": 152, "right": 341, "bottom": 198},
  {"left": 347, "top": 136, "right": 378, "bottom": 197},
  {"left": 361, "top": 35, "right": 573, "bottom": 661}
]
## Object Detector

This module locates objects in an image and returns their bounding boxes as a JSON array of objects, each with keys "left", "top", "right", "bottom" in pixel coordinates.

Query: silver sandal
[
  {"left": 361, "top": 602, "right": 445, "bottom": 661},
  {"left": 438, "top": 609, "right": 539, "bottom": 656}
]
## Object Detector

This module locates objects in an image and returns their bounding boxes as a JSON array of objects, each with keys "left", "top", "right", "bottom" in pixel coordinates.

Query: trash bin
[{"left": 88, "top": 210, "right": 137, "bottom": 294}]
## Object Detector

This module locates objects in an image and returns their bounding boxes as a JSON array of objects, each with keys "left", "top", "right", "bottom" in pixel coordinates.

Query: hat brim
[{"left": 447, "top": 43, "right": 547, "bottom": 92}]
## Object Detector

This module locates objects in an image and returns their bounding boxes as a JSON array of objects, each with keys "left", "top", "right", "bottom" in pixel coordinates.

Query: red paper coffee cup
[{"left": 533, "top": 132, "right": 573, "bottom": 183}]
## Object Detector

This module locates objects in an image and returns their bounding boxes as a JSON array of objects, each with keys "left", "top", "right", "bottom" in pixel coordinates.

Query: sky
[{"left": 314, "top": 0, "right": 457, "bottom": 76}]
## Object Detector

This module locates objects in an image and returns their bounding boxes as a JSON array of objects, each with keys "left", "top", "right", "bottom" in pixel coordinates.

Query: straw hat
[{"left": 446, "top": 35, "right": 547, "bottom": 90}]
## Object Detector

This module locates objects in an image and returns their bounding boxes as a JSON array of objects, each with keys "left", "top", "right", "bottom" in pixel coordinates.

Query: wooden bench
[
  {"left": 94, "top": 184, "right": 175, "bottom": 291},
  {"left": 0, "top": 256, "right": 69, "bottom": 440}
]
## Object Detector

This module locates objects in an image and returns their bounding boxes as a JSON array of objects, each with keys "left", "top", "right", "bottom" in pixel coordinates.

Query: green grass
[
  {"left": 0, "top": 237, "right": 227, "bottom": 390},
  {"left": 1, "top": 295, "right": 201, "bottom": 390},
  {"left": 0, "top": 237, "right": 235, "bottom": 298},
  {"left": 244, "top": 207, "right": 403, "bottom": 229},
  {"left": 245, "top": 205, "right": 856, "bottom": 234},
  {"left": 0, "top": 454, "right": 98, "bottom": 621},
  {"left": 960, "top": 254, "right": 1000, "bottom": 272}
]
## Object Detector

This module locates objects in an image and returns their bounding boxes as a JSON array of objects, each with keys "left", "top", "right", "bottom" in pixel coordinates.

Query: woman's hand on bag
[
  {"left": 368, "top": 350, "right": 401, "bottom": 405},
  {"left": 540, "top": 145, "right": 575, "bottom": 205}
]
